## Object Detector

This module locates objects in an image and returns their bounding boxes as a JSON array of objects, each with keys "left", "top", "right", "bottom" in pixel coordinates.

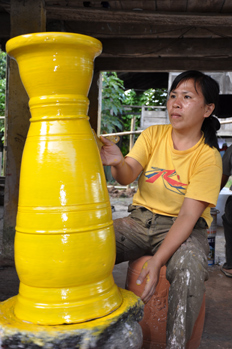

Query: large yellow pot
[{"left": 6, "top": 32, "right": 122, "bottom": 325}]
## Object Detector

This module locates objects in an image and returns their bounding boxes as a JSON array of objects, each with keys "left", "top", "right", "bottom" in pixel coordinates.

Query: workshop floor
[{"left": 0, "top": 200, "right": 231, "bottom": 348}]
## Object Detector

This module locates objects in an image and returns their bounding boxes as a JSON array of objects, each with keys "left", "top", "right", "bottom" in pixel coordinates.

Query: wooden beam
[
  {"left": 88, "top": 71, "right": 101, "bottom": 133},
  {"left": 99, "top": 37, "right": 232, "bottom": 58},
  {"left": 61, "top": 20, "right": 232, "bottom": 39},
  {"left": 46, "top": 6, "right": 232, "bottom": 27},
  {"left": 0, "top": 13, "right": 10, "bottom": 38},
  {"left": 11, "top": 0, "right": 46, "bottom": 37},
  {"left": 3, "top": 0, "right": 46, "bottom": 259},
  {"left": 95, "top": 57, "right": 232, "bottom": 72}
]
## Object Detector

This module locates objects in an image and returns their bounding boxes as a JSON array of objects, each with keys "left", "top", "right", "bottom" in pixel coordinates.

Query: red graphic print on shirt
[{"left": 145, "top": 167, "right": 187, "bottom": 195}]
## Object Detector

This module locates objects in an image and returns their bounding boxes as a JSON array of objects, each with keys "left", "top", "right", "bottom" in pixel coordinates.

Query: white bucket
[
  {"left": 215, "top": 187, "right": 232, "bottom": 226},
  {"left": 207, "top": 208, "right": 219, "bottom": 266}
]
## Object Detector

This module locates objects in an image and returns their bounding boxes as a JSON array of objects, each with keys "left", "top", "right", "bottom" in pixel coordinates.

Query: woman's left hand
[{"left": 136, "top": 256, "right": 162, "bottom": 304}]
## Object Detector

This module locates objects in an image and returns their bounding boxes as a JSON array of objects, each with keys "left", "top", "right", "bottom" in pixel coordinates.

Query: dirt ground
[{"left": 107, "top": 185, "right": 137, "bottom": 198}]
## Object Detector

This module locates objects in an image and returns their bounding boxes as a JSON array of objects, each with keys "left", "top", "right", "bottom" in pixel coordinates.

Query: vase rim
[{"left": 6, "top": 32, "right": 102, "bottom": 56}]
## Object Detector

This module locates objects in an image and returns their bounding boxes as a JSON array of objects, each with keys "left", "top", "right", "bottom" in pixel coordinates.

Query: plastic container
[{"left": 215, "top": 187, "right": 232, "bottom": 226}]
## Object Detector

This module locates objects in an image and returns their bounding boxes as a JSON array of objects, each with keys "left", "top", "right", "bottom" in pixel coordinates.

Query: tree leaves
[
  {"left": 0, "top": 51, "right": 6, "bottom": 143},
  {"left": 101, "top": 72, "right": 125, "bottom": 133},
  {"left": 100, "top": 72, "right": 168, "bottom": 155}
]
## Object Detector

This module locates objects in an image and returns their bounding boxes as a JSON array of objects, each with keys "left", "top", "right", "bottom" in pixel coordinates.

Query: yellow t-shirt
[{"left": 127, "top": 124, "right": 222, "bottom": 227}]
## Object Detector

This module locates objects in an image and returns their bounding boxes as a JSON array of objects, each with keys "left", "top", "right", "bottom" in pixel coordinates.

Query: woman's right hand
[
  {"left": 136, "top": 256, "right": 162, "bottom": 304},
  {"left": 100, "top": 136, "right": 124, "bottom": 167}
]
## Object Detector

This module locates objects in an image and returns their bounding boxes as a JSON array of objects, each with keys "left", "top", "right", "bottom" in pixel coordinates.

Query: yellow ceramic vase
[{"left": 6, "top": 32, "right": 122, "bottom": 325}]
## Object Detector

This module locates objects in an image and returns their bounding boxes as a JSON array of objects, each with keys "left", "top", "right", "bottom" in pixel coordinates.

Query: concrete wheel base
[{"left": 0, "top": 289, "right": 144, "bottom": 349}]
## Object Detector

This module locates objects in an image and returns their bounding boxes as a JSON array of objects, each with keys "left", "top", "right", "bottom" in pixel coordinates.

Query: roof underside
[{"left": 1, "top": 1, "right": 232, "bottom": 77}]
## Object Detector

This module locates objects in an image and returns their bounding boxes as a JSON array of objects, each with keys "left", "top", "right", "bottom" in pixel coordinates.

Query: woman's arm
[
  {"left": 136, "top": 197, "right": 208, "bottom": 303},
  {"left": 100, "top": 136, "right": 143, "bottom": 185}
]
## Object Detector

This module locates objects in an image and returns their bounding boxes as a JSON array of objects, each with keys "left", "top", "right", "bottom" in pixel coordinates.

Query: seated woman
[{"left": 100, "top": 70, "right": 222, "bottom": 348}]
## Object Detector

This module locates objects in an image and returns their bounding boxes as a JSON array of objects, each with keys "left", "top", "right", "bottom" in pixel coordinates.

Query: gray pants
[{"left": 113, "top": 205, "right": 209, "bottom": 348}]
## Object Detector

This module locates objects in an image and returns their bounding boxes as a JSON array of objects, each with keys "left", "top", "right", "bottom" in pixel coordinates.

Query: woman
[{"left": 100, "top": 70, "right": 222, "bottom": 348}]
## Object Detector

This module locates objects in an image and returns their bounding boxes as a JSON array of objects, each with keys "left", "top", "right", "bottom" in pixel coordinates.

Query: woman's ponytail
[{"left": 201, "top": 115, "right": 220, "bottom": 150}]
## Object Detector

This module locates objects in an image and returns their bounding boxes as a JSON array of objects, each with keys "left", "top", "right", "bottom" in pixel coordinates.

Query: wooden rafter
[{"left": 45, "top": 7, "right": 232, "bottom": 27}]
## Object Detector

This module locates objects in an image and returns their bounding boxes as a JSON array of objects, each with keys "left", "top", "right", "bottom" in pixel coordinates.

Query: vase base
[{"left": 0, "top": 289, "right": 144, "bottom": 349}]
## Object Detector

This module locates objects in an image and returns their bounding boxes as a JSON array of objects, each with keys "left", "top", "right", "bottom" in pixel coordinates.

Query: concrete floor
[
  {"left": 111, "top": 198, "right": 232, "bottom": 349},
  {"left": 0, "top": 200, "right": 231, "bottom": 348}
]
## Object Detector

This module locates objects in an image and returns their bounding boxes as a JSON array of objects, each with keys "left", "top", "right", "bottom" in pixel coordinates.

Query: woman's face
[{"left": 166, "top": 79, "right": 214, "bottom": 133}]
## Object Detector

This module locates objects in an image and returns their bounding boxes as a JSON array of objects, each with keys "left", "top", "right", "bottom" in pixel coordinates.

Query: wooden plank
[
  {"left": 43, "top": 0, "right": 227, "bottom": 13},
  {"left": 187, "top": 0, "right": 225, "bottom": 12},
  {"left": 221, "top": 0, "right": 232, "bottom": 12},
  {"left": 156, "top": 0, "right": 187, "bottom": 12},
  {"left": 120, "top": 1, "right": 144, "bottom": 10},
  {"left": 4, "top": 0, "right": 46, "bottom": 257},
  {"left": 11, "top": 0, "right": 46, "bottom": 36},
  {"left": 45, "top": 0, "right": 105, "bottom": 8},
  {"left": 118, "top": 1, "right": 156, "bottom": 11},
  {"left": 109, "top": 1, "right": 124, "bottom": 10},
  {"left": 2, "top": 0, "right": 231, "bottom": 14},
  {"left": 88, "top": 71, "right": 101, "bottom": 132},
  {"left": 99, "top": 37, "right": 232, "bottom": 57},
  {"left": 63, "top": 20, "right": 232, "bottom": 38},
  {"left": 45, "top": 6, "right": 232, "bottom": 27},
  {"left": 141, "top": 1, "right": 157, "bottom": 11},
  {"left": 44, "top": 0, "right": 155, "bottom": 10},
  {"left": 0, "top": 13, "right": 10, "bottom": 37},
  {"left": 95, "top": 56, "right": 232, "bottom": 72}
]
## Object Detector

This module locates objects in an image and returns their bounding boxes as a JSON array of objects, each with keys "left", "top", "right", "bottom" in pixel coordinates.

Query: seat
[{"left": 126, "top": 256, "right": 205, "bottom": 349}]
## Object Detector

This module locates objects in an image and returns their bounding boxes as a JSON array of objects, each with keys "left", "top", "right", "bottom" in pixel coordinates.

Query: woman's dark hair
[{"left": 170, "top": 70, "right": 220, "bottom": 150}]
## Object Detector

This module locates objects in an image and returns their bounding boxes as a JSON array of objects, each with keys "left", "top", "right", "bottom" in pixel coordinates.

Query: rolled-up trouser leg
[
  {"left": 222, "top": 196, "right": 232, "bottom": 268},
  {"left": 166, "top": 225, "right": 209, "bottom": 348}
]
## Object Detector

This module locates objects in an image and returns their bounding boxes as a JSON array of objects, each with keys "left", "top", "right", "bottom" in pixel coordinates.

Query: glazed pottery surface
[{"left": 6, "top": 32, "right": 122, "bottom": 325}]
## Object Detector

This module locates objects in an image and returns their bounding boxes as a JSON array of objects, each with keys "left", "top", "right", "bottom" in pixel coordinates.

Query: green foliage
[
  {"left": 0, "top": 51, "right": 6, "bottom": 116},
  {"left": 0, "top": 51, "right": 6, "bottom": 81},
  {"left": 0, "top": 78, "right": 6, "bottom": 116},
  {"left": 101, "top": 72, "right": 125, "bottom": 133},
  {"left": 123, "top": 89, "right": 141, "bottom": 106},
  {"left": 124, "top": 87, "right": 167, "bottom": 107},
  {"left": 119, "top": 87, "right": 168, "bottom": 155},
  {"left": 139, "top": 88, "right": 167, "bottom": 107},
  {"left": 0, "top": 51, "right": 6, "bottom": 142},
  {"left": 100, "top": 72, "right": 168, "bottom": 156}
]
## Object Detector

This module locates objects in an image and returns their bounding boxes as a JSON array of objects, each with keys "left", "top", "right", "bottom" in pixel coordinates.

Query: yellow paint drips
[{"left": 142, "top": 262, "right": 148, "bottom": 269}]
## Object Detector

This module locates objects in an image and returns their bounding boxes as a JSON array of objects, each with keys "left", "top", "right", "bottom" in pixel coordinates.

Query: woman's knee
[{"left": 166, "top": 244, "right": 208, "bottom": 286}]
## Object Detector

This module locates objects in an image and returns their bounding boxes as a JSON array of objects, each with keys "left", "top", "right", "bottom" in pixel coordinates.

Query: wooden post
[
  {"left": 3, "top": 0, "right": 46, "bottom": 258},
  {"left": 127, "top": 115, "right": 136, "bottom": 189},
  {"left": 129, "top": 116, "right": 136, "bottom": 151},
  {"left": 88, "top": 71, "right": 101, "bottom": 133}
]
